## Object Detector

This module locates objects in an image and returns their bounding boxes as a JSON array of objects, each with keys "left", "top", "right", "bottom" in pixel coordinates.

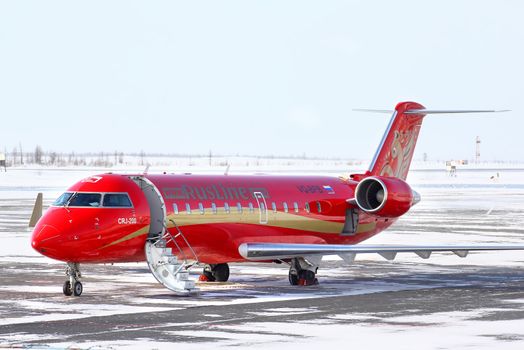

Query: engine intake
[{"left": 355, "top": 176, "right": 418, "bottom": 218}]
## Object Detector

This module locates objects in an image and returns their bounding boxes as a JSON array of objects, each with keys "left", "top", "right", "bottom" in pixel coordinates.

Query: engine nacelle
[{"left": 355, "top": 176, "right": 419, "bottom": 218}]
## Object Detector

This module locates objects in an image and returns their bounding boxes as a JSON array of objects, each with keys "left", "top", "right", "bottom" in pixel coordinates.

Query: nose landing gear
[{"left": 63, "top": 262, "right": 82, "bottom": 296}]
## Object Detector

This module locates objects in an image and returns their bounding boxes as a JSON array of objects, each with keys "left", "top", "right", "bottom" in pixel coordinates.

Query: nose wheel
[
  {"left": 63, "top": 262, "right": 83, "bottom": 296},
  {"left": 62, "top": 280, "right": 83, "bottom": 296}
]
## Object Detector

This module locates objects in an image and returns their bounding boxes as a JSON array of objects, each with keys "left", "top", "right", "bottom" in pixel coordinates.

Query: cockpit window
[
  {"left": 68, "top": 193, "right": 102, "bottom": 207},
  {"left": 103, "top": 193, "right": 132, "bottom": 207},
  {"left": 53, "top": 192, "right": 74, "bottom": 206}
]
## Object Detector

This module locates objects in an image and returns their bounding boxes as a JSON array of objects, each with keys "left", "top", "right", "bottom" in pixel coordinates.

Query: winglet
[{"left": 29, "top": 193, "right": 43, "bottom": 228}]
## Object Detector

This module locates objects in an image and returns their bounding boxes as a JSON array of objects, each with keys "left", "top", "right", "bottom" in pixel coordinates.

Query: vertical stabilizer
[
  {"left": 367, "top": 102, "right": 426, "bottom": 180},
  {"left": 357, "top": 102, "right": 506, "bottom": 180}
]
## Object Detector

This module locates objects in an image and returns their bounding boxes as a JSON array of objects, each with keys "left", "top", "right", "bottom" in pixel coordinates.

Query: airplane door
[{"left": 253, "top": 192, "right": 268, "bottom": 224}]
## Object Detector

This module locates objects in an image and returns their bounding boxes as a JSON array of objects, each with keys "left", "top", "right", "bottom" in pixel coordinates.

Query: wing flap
[{"left": 238, "top": 243, "right": 524, "bottom": 261}]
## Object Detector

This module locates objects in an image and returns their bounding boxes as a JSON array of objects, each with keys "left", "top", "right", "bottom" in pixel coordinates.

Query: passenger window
[
  {"left": 305, "top": 202, "right": 310, "bottom": 213},
  {"left": 248, "top": 202, "right": 254, "bottom": 213},
  {"left": 272, "top": 202, "right": 277, "bottom": 213},
  {"left": 185, "top": 203, "right": 191, "bottom": 214},
  {"left": 69, "top": 193, "right": 101, "bottom": 207},
  {"left": 211, "top": 203, "right": 217, "bottom": 214},
  {"left": 224, "top": 202, "right": 230, "bottom": 214},
  {"left": 283, "top": 202, "right": 288, "bottom": 213},
  {"left": 173, "top": 203, "right": 179, "bottom": 214},
  {"left": 198, "top": 203, "right": 204, "bottom": 215},
  {"left": 316, "top": 201, "right": 322, "bottom": 213},
  {"left": 103, "top": 193, "right": 132, "bottom": 207},
  {"left": 293, "top": 202, "right": 299, "bottom": 213},
  {"left": 236, "top": 202, "right": 242, "bottom": 214}
]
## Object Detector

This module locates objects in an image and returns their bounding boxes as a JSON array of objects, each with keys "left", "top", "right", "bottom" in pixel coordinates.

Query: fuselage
[{"left": 31, "top": 173, "right": 397, "bottom": 264}]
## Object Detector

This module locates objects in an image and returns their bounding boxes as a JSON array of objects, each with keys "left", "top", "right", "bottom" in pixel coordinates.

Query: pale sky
[{"left": 1, "top": 1, "right": 523, "bottom": 161}]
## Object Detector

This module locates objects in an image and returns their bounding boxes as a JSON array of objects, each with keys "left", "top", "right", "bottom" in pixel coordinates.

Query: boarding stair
[{"left": 144, "top": 220, "right": 199, "bottom": 295}]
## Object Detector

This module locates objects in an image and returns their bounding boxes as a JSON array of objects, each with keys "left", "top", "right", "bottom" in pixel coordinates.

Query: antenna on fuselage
[
  {"left": 143, "top": 163, "right": 150, "bottom": 175},
  {"left": 224, "top": 164, "right": 230, "bottom": 176}
]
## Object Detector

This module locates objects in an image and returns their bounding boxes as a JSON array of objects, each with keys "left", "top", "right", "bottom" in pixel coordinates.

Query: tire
[
  {"left": 298, "top": 270, "right": 317, "bottom": 286},
  {"left": 73, "top": 281, "right": 83, "bottom": 296},
  {"left": 63, "top": 281, "right": 72, "bottom": 296},
  {"left": 212, "top": 263, "right": 230, "bottom": 282},
  {"left": 301, "top": 270, "right": 316, "bottom": 282},
  {"left": 203, "top": 265, "right": 216, "bottom": 282},
  {"left": 288, "top": 271, "right": 299, "bottom": 285}
]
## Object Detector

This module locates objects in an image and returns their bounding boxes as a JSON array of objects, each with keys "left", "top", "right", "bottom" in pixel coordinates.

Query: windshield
[
  {"left": 103, "top": 193, "right": 132, "bottom": 207},
  {"left": 68, "top": 193, "right": 102, "bottom": 207},
  {"left": 53, "top": 192, "right": 74, "bottom": 206}
]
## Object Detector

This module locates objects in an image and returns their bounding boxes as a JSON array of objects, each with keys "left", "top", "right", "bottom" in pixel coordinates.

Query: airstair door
[{"left": 253, "top": 192, "right": 268, "bottom": 224}]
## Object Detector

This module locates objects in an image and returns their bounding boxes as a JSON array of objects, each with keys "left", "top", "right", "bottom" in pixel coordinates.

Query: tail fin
[
  {"left": 367, "top": 101, "right": 426, "bottom": 180},
  {"left": 359, "top": 102, "right": 507, "bottom": 180}
]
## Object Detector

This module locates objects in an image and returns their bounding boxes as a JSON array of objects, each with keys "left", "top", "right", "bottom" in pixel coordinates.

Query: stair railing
[{"left": 168, "top": 219, "right": 199, "bottom": 264}]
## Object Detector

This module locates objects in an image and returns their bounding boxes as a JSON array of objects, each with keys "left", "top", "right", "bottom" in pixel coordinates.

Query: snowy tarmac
[{"left": 1, "top": 167, "right": 524, "bottom": 349}]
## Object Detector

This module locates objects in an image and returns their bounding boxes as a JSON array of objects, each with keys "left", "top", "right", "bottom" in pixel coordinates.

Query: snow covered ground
[{"left": 0, "top": 165, "right": 523, "bottom": 349}]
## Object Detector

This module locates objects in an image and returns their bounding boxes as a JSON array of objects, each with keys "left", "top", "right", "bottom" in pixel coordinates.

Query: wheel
[
  {"left": 63, "top": 281, "right": 72, "bottom": 296},
  {"left": 73, "top": 281, "right": 83, "bottom": 296},
  {"left": 202, "top": 265, "right": 216, "bottom": 282},
  {"left": 212, "top": 263, "right": 230, "bottom": 282},
  {"left": 298, "top": 270, "right": 318, "bottom": 286},
  {"left": 288, "top": 270, "right": 299, "bottom": 285},
  {"left": 301, "top": 270, "right": 316, "bottom": 281}
]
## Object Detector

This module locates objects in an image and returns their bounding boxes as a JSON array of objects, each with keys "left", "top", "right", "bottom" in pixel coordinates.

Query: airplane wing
[{"left": 238, "top": 243, "right": 524, "bottom": 262}]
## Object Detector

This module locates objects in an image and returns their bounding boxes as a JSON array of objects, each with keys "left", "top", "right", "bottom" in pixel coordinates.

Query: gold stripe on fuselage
[
  {"left": 165, "top": 210, "right": 344, "bottom": 233},
  {"left": 100, "top": 209, "right": 376, "bottom": 249},
  {"left": 99, "top": 225, "right": 150, "bottom": 249}
]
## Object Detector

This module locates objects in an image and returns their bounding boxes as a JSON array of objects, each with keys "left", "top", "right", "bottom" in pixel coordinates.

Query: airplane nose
[{"left": 31, "top": 224, "right": 61, "bottom": 255}]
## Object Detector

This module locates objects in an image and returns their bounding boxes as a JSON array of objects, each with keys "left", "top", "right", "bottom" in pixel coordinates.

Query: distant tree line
[
  {"left": 1, "top": 144, "right": 361, "bottom": 168},
  {"left": 4, "top": 145, "right": 126, "bottom": 167}
]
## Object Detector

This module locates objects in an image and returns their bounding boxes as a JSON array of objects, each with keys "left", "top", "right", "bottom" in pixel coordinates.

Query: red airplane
[{"left": 31, "top": 101, "right": 524, "bottom": 296}]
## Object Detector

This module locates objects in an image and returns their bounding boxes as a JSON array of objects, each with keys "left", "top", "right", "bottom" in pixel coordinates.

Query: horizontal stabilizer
[
  {"left": 354, "top": 108, "right": 510, "bottom": 115},
  {"left": 404, "top": 109, "right": 510, "bottom": 115},
  {"left": 238, "top": 243, "right": 524, "bottom": 261},
  {"left": 353, "top": 109, "right": 393, "bottom": 114}
]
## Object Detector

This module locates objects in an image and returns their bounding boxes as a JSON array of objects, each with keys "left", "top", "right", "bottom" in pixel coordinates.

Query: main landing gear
[
  {"left": 63, "top": 262, "right": 83, "bottom": 297},
  {"left": 200, "top": 263, "right": 230, "bottom": 282},
  {"left": 288, "top": 257, "right": 319, "bottom": 286}
]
